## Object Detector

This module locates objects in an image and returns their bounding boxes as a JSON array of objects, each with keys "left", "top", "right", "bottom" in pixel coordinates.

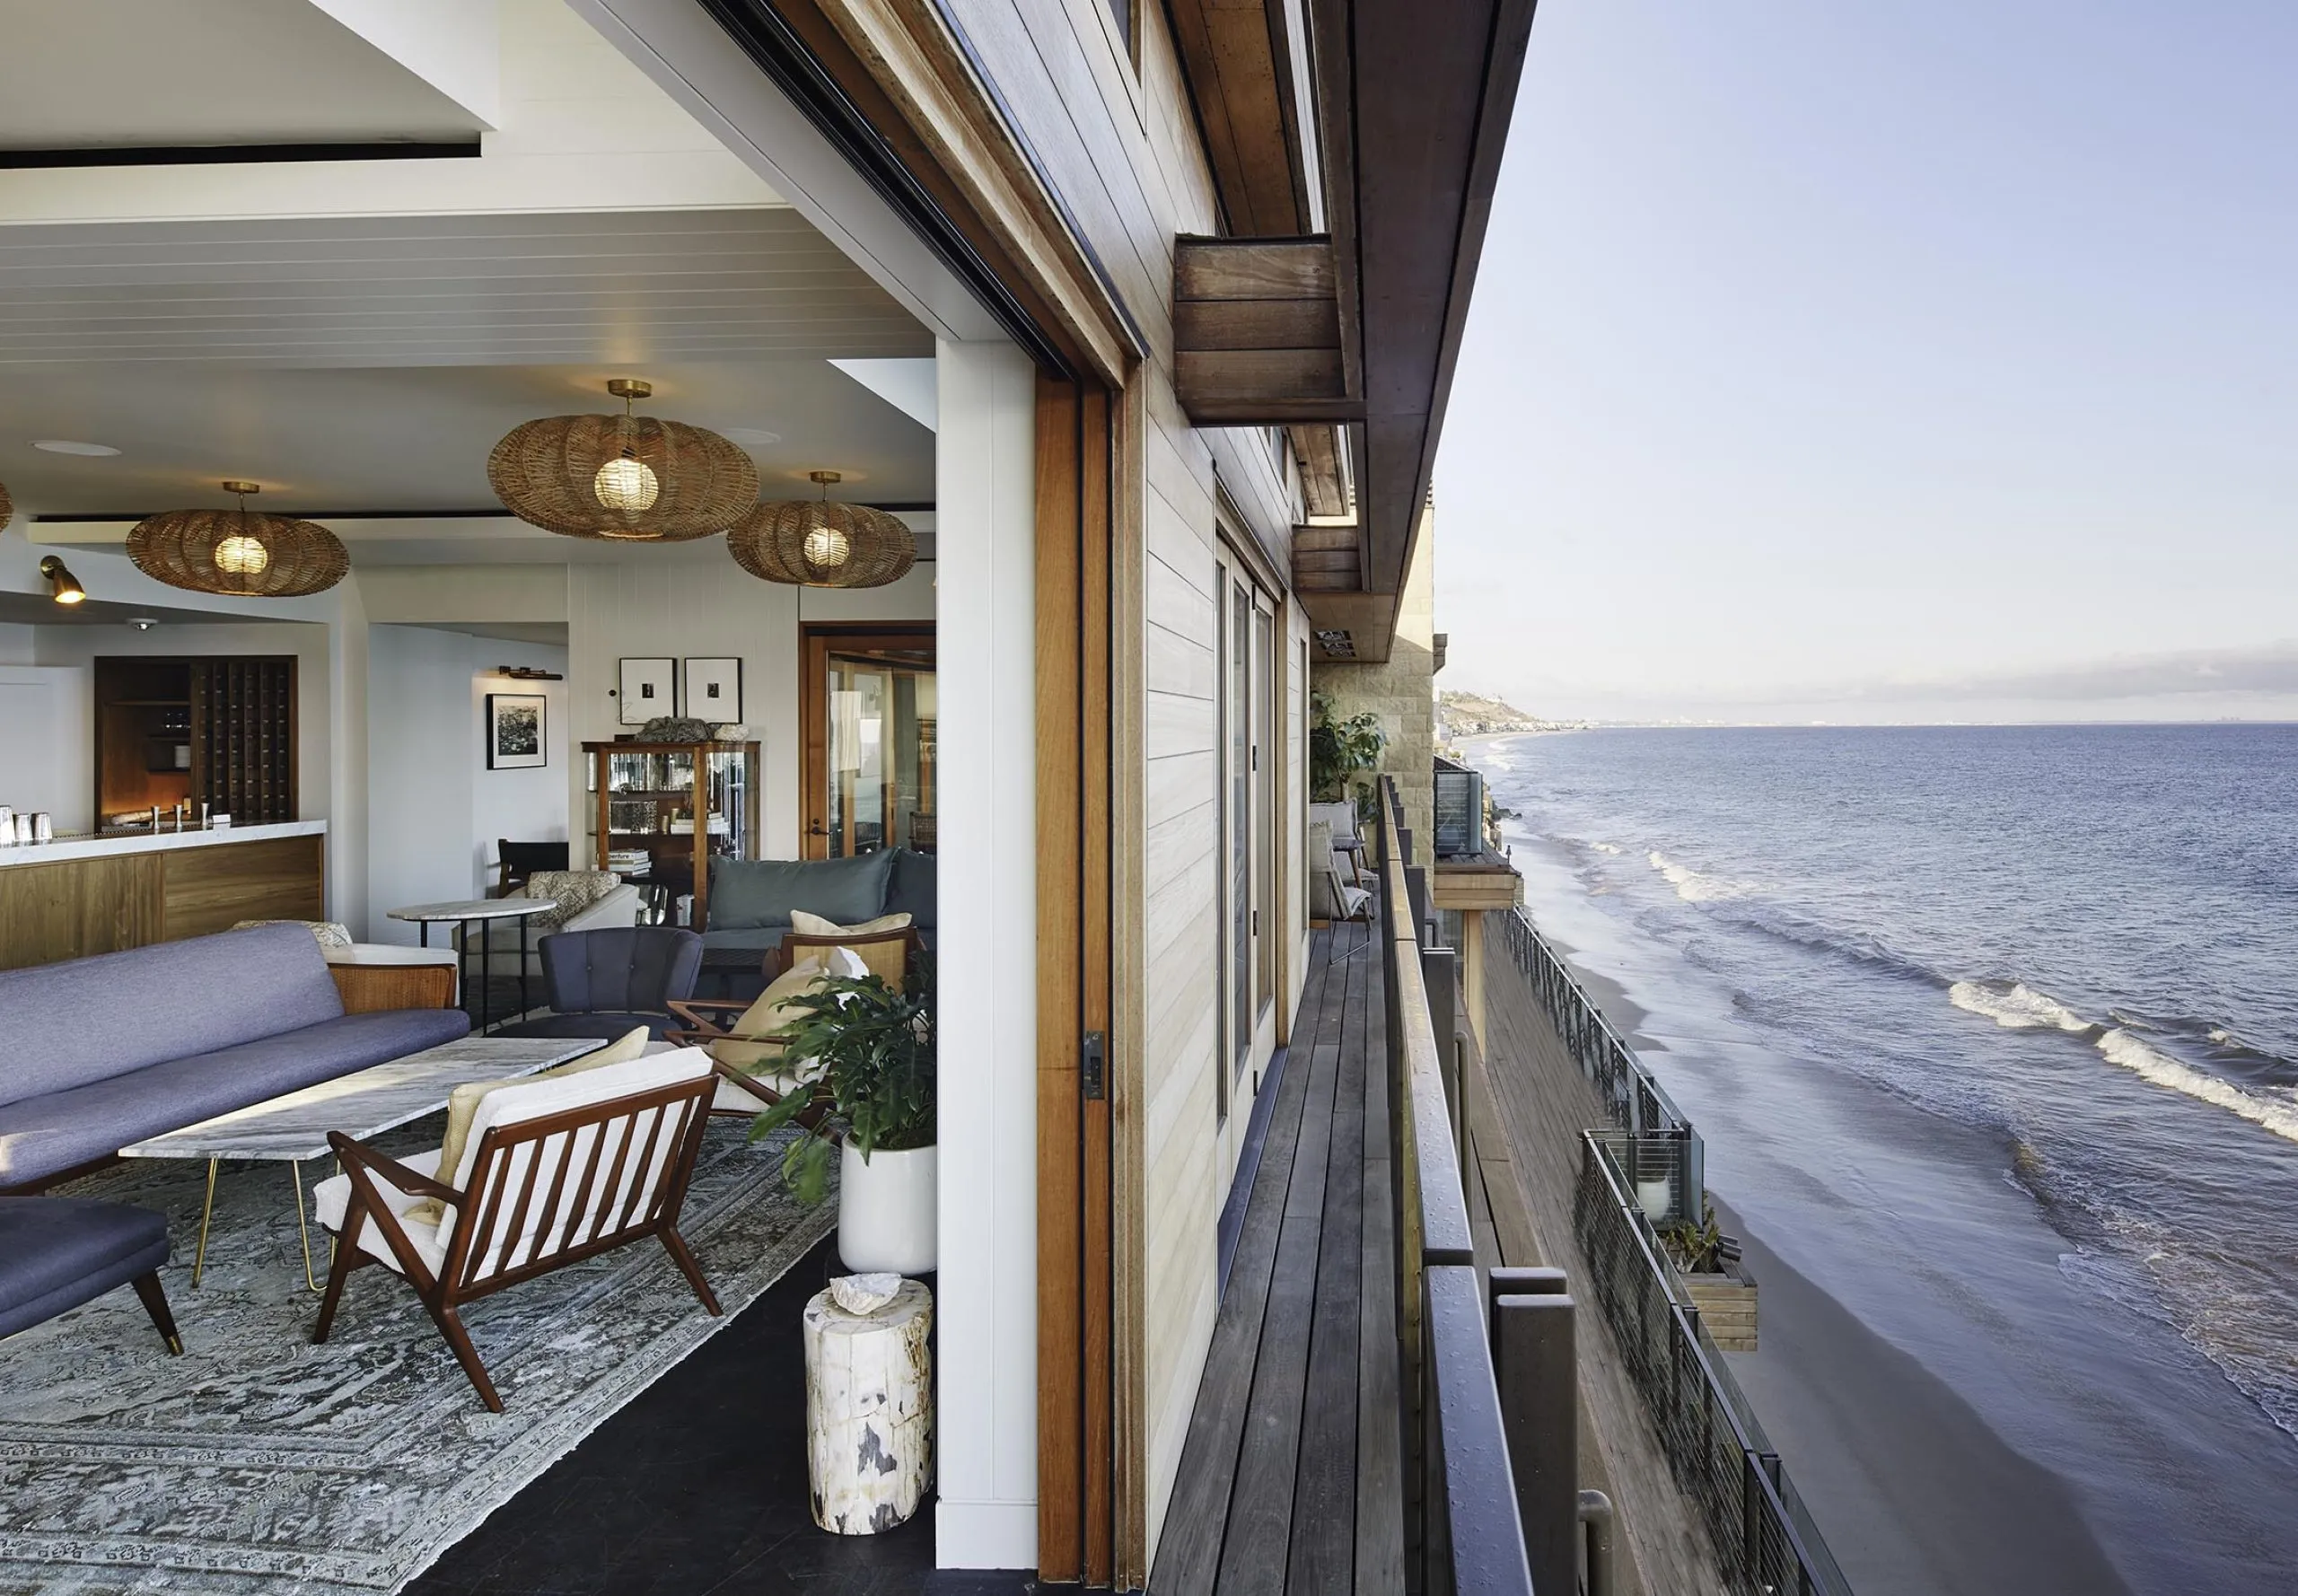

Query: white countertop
[{"left": 0, "top": 818, "right": 327, "bottom": 868}]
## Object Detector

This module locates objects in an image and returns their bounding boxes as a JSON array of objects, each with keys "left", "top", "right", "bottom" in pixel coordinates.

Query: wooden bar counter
[{"left": 0, "top": 820, "right": 327, "bottom": 972}]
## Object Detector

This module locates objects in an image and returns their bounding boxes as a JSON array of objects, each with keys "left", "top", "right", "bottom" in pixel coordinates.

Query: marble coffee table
[{"left": 120, "top": 1036, "right": 602, "bottom": 1293}]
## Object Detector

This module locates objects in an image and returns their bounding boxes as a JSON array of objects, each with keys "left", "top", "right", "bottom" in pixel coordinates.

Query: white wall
[
  {"left": 0, "top": 665, "right": 91, "bottom": 829},
  {"left": 366, "top": 625, "right": 568, "bottom": 941},
  {"left": 564, "top": 544, "right": 933, "bottom": 865},
  {"left": 934, "top": 338, "right": 1039, "bottom": 1570}
]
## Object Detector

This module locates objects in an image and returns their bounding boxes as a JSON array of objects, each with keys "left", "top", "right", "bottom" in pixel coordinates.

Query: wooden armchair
[
  {"left": 670, "top": 926, "right": 922, "bottom": 1120},
  {"left": 309, "top": 1051, "right": 719, "bottom": 1412}
]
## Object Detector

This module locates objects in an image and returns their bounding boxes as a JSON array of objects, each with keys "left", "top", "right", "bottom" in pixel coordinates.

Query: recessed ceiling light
[
  {"left": 721, "top": 428, "right": 781, "bottom": 449},
  {"left": 32, "top": 439, "right": 120, "bottom": 456}
]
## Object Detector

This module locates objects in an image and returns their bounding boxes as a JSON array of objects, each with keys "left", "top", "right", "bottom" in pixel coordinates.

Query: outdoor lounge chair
[
  {"left": 1311, "top": 820, "right": 1373, "bottom": 924},
  {"left": 309, "top": 1049, "right": 719, "bottom": 1412}
]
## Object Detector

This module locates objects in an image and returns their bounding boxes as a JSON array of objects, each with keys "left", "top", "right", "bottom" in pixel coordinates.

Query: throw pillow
[
  {"left": 707, "top": 946, "right": 866, "bottom": 1078},
  {"left": 789, "top": 908, "right": 914, "bottom": 938},
  {"left": 232, "top": 918, "right": 354, "bottom": 949},
  {"left": 408, "top": 1026, "right": 652, "bottom": 1223},
  {"left": 520, "top": 869, "right": 622, "bottom": 931}
]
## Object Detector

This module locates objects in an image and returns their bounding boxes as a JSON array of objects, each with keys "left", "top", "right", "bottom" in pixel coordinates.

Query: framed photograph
[
  {"left": 486, "top": 694, "right": 547, "bottom": 770},
  {"left": 618, "top": 656, "right": 675, "bottom": 725},
  {"left": 682, "top": 656, "right": 743, "bottom": 723}
]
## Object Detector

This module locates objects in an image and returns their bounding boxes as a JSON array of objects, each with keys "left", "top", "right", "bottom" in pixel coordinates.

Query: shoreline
[
  {"left": 1713, "top": 1201, "right": 2136, "bottom": 1596},
  {"left": 1467, "top": 742, "right": 2140, "bottom": 1596}
]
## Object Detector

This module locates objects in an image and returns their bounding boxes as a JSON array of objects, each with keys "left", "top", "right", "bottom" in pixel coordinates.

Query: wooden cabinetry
[
  {"left": 95, "top": 656, "right": 296, "bottom": 828},
  {"left": 0, "top": 831, "right": 324, "bottom": 971},
  {"left": 583, "top": 741, "right": 759, "bottom": 928}
]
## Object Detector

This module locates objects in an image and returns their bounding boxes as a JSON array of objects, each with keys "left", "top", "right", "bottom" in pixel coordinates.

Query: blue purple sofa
[{"left": 0, "top": 925, "right": 470, "bottom": 1189}]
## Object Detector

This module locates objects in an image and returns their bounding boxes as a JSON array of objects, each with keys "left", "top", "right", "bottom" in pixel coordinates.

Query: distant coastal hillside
[{"left": 1437, "top": 689, "right": 1591, "bottom": 740}]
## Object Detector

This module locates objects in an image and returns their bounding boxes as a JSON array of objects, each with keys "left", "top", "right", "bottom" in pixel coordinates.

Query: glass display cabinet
[{"left": 582, "top": 741, "right": 760, "bottom": 926}]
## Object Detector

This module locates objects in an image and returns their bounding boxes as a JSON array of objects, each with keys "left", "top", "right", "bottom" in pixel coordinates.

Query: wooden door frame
[
  {"left": 1036, "top": 371, "right": 1127, "bottom": 1587},
  {"left": 798, "top": 624, "right": 935, "bottom": 861}
]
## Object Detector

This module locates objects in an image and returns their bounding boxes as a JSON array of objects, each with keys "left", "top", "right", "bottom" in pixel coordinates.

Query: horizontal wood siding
[{"left": 934, "top": 0, "right": 1310, "bottom": 1574}]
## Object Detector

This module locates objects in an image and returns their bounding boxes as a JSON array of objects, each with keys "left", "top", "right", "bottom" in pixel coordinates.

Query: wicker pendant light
[
  {"left": 487, "top": 378, "right": 757, "bottom": 541},
  {"left": 728, "top": 471, "right": 917, "bottom": 588},
  {"left": 127, "top": 481, "right": 347, "bottom": 597},
  {"left": 0, "top": 478, "right": 13, "bottom": 530}
]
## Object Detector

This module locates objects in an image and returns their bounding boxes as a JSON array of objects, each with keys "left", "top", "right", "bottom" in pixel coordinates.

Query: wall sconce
[
  {"left": 38, "top": 556, "right": 85, "bottom": 606},
  {"left": 494, "top": 665, "right": 564, "bottom": 681}
]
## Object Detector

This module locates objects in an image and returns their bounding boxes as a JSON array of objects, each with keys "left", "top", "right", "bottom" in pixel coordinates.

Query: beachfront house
[{"left": 0, "top": 3, "right": 1816, "bottom": 1592}]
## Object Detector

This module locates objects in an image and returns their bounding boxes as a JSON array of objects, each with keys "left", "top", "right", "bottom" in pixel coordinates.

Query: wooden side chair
[
  {"left": 668, "top": 926, "right": 922, "bottom": 1120},
  {"left": 309, "top": 1050, "right": 719, "bottom": 1412}
]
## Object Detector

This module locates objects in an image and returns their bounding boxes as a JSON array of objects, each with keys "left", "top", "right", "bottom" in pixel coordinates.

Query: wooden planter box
[{"left": 1680, "top": 1261, "right": 1759, "bottom": 1352}]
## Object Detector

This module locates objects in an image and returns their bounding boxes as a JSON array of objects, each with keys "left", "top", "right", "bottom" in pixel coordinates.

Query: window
[{"left": 1215, "top": 553, "right": 1280, "bottom": 1127}]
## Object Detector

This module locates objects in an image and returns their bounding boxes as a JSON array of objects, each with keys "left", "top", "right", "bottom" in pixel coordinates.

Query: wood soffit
[
  {"left": 1164, "top": 0, "right": 1314, "bottom": 237},
  {"left": 792, "top": 0, "right": 1144, "bottom": 387}
]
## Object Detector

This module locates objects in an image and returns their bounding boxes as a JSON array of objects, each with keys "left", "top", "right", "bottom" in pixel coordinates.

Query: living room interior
[{"left": 0, "top": 3, "right": 1000, "bottom": 1592}]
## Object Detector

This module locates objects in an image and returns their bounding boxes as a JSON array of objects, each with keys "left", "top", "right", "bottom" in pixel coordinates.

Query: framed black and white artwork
[
  {"left": 486, "top": 694, "right": 547, "bottom": 769},
  {"left": 682, "top": 657, "right": 744, "bottom": 723},
  {"left": 618, "top": 657, "right": 675, "bottom": 725}
]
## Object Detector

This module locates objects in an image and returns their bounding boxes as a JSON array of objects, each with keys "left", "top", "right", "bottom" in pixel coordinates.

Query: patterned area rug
[{"left": 0, "top": 1118, "right": 834, "bottom": 1595}]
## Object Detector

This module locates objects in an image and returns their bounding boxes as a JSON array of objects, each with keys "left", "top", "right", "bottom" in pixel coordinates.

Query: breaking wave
[
  {"left": 1646, "top": 850, "right": 1740, "bottom": 903},
  {"left": 2095, "top": 1029, "right": 2298, "bottom": 1145},
  {"left": 1950, "top": 981, "right": 2298, "bottom": 1144},
  {"left": 1949, "top": 980, "right": 2093, "bottom": 1033}
]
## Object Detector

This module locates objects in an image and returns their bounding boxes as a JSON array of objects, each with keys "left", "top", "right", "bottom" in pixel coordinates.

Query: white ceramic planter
[{"left": 838, "top": 1142, "right": 938, "bottom": 1275}]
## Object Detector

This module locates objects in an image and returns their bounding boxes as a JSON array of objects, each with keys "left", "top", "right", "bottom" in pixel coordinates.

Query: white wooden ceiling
[
  {"left": 0, "top": 210, "right": 937, "bottom": 533},
  {"left": 0, "top": 0, "right": 487, "bottom": 149}
]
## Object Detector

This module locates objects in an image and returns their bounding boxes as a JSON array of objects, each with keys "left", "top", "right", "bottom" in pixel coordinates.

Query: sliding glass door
[{"left": 803, "top": 627, "right": 936, "bottom": 857}]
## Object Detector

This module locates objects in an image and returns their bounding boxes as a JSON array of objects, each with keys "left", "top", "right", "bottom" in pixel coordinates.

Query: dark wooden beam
[{"left": 1173, "top": 236, "right": 1360, "bottom": 425}]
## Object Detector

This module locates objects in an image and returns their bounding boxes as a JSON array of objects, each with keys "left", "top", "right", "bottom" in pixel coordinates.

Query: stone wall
[{"left": 1313, "top": 503, "right": 1437, "bottom": 847}]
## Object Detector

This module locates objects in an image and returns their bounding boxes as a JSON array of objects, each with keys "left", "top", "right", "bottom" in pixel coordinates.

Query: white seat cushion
[
  {"left": 314, "top": 1049, "right": 716, "bottom": 1284},
  {"left": 312, "top": 1149, "right": 452, "bottom": 1277}
]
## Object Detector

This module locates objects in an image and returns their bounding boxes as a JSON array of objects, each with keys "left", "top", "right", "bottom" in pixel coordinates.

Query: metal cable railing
[
  {"left": 1495, "top": 907, "right": 1705, "bottom": 1223},
  {"left": 1574, "top": 1132, "right": 1852, "bottom": 1596}
]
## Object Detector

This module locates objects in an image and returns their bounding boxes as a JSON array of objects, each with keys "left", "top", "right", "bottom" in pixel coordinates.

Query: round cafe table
[{"left": 385, "top": 899, "right": 555, "bottom": 1032}]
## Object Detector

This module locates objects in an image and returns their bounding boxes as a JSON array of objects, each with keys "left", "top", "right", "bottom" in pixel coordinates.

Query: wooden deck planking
[{"left": 1150, "top": 921, "right": 1405, "bottom": 1595}]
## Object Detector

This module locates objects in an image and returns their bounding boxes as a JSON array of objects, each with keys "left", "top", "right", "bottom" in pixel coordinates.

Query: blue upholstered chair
[
  {"left": 493, "top": 926, "right": 703, "bottom": 1042},
  {"left": 0, "top": 1197, "right": 181, "bottom": 1353}
]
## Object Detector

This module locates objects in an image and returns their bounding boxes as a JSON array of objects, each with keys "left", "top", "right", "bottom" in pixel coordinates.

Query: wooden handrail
[{"left": 1374, "top": 776, "right": 1538, "bottom": 1595}]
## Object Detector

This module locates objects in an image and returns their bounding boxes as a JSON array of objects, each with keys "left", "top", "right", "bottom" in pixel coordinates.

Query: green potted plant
[
  {"left": 1310, "top": 693, "right": 1387, "bottom": 816},
  {"left": 750, "top": 953, "right": 937, "bottom": 1274}
]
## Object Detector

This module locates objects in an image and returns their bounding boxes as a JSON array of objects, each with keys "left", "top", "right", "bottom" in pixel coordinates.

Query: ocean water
[{"left": 1470, "top": 723, "right": 2298, "bottom": 1596}]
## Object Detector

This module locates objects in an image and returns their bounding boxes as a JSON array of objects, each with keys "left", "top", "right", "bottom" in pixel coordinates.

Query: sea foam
[
  {"left": 1948, "top": 980, "right": 2092, "bottom": 1033},
  {"left": 1646, "top": 850, "right": 1736, "bottom": 903}
]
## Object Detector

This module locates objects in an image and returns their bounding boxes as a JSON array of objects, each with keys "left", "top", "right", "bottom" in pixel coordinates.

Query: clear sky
[{"left": 1433, "top": 2, "right": 2298, "bottom": 723}]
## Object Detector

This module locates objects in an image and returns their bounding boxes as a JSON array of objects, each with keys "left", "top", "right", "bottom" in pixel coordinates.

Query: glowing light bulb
[
  {"left": 803, "top": 523, "right": 851, "bottom": 569},
  {"left": 215, "top": 533, "right": 270, "bottom": 574},
  {"left": 594, "top": 452, "right": 659, "bottom": 513}
]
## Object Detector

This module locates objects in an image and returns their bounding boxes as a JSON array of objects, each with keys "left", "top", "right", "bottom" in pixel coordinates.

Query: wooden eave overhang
[{"left": 1172, "top": 0, "right": 1537, "bottom": 664}]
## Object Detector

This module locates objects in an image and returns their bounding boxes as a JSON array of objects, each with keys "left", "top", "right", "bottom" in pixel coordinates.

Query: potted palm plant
[{"left": 750, "top": 954, "right": 936, "bottom": 1274}]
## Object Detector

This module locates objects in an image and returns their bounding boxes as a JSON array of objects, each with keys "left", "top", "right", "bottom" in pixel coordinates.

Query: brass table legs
[{"left": 188, "top": 1155, "right": 332, "bottom": 1294}]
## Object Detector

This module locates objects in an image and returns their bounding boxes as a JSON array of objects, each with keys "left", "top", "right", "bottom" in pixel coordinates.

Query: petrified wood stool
[{"left": 803, "top": 1275, "right": 933, "bottom": 1534}]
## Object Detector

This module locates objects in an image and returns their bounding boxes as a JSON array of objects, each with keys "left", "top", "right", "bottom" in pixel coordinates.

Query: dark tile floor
[{"left": 404, "top": 1235, "right": 1036, "bottom": 1596}]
